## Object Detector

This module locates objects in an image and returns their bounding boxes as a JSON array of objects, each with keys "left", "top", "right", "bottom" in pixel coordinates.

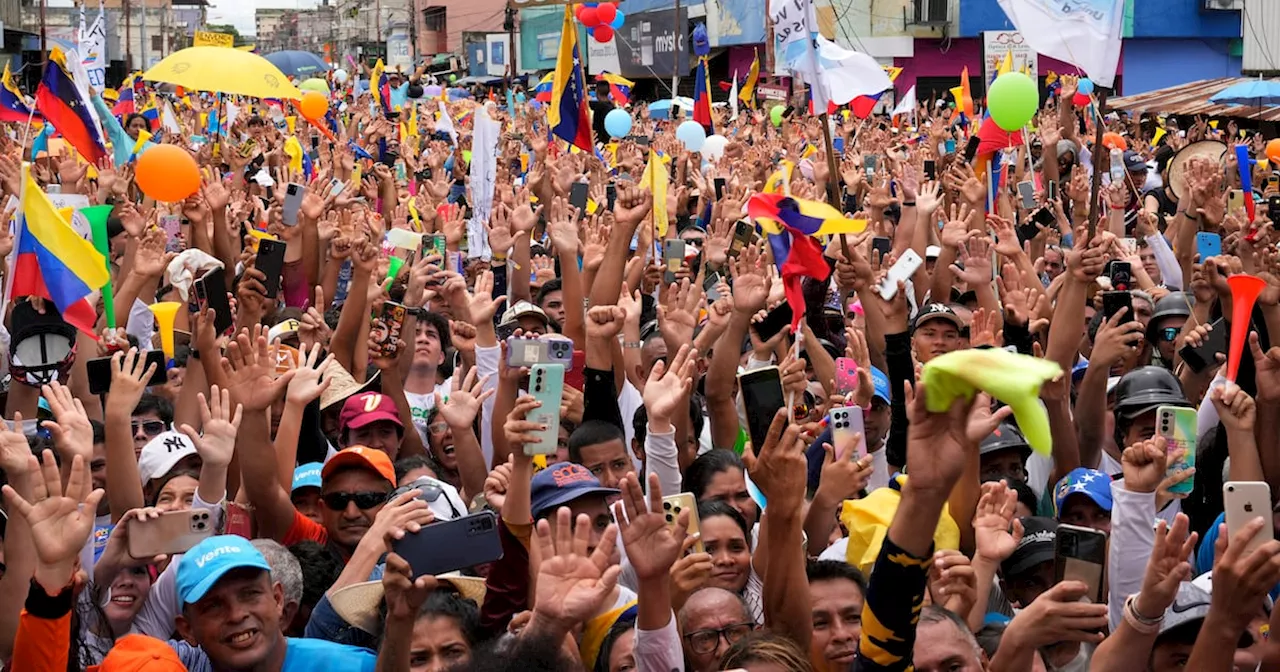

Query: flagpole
[
  {"left": 1086, "top": 88, "right": 1108, "bottom": 238},
  {"left": 40, "top": 0, "right": 48, "bottom": 61},
  {"left": 670, "top": 0, "right": 681, "bottom": 109}
]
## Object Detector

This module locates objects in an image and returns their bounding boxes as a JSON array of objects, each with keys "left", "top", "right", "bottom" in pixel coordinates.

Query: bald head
[
  {"left": 679, "top": 587, "right": 750, "bottom": 628},
  {"left": 679, "top": 588, "right": 755, "bottom": 672}
]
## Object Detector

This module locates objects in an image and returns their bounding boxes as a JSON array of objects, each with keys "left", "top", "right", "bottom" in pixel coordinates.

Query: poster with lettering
[
  {"left": 468, "top": 107, "right": 500, "bottom": 260},
  {"left": 612, "top": 7, "right": 690, "bottom": 79}
]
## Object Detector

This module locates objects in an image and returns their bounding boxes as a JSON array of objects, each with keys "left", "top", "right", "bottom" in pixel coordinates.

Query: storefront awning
[{"left": 1110, "top": 77, "right": 1280, "bottom": 123}]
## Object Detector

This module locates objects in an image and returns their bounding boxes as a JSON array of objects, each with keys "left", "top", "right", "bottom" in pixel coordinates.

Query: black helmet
[
  {"left": 1113, "top": 366, "right": 1189, "bottom": 419},
  {"left": 980, "top": 422, "right": 1031, "bottom": 459},
  {"left": 1146, "top": 292, "right": 1193, "bottom": 341}
]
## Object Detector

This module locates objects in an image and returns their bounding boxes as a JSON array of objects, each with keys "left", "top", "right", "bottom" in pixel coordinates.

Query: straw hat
[
  {"left": 319, "top": 362, "right": 380, "bottom": 410},
  {"left": 1167, "top": 140, "right": 1228, "bottom": 200},
  {"left": 329, "top": 573, "right": 487, "bottom": 634}
]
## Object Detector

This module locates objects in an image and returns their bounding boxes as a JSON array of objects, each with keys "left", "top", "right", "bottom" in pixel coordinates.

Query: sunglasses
[
  {"left": 321, "top": 491, "right": 389, "bottom": 511},
  {"left": 1159, "top": 327, "right": 1180, "bottom": 342},
  {"left": 131, "top": 420, "right": 166, "bottom": 436}
]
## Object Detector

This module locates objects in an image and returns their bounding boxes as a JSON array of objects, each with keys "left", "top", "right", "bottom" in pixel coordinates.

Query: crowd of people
[{"left": 1, "top": 56, "right": 1280, "bottom": 672}]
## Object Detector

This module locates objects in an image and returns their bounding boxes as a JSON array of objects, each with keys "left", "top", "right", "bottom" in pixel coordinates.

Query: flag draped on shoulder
[
  {"left": 36, "top": 47, "right": 107, "bottom": 164},
  {"left": 0, "top": 62, "right": 36, "bottom": 122},
  {"left": 548, "top": 6, "right": 593, "bottom": 152},
  {"left": 996, "top": 0, "right": 1124, "bottom": 88}
]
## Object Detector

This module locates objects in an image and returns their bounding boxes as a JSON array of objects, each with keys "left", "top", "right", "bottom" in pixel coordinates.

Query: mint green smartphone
[
  {"left": 1158, "top": 406, "right": 1196, "bottom": 495},
  {"left": 525, "top": 363, "right": 565, "bottom": 456}
]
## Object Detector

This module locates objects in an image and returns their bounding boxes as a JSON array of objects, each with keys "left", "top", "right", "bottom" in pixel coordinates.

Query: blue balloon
[
  {"left": 1078, "top": 78, "right": 1095, "bottom": 95},
  {"left": 587, "top": 26, "right": 595, "bottom": 36},
  {"left": 610, "top": 11, "right": 625, "bottom": 29},
  {"left": 604, "top": 109, "right": 632, "bottom": 138},
  {"left": 676, "top": 120, "right": 707, "bottom": 152}
]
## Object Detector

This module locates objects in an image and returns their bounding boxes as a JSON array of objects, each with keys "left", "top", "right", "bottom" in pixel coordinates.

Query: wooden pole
[{"left": 1086, "top": 88, "right": 1109, "bottom": 238}]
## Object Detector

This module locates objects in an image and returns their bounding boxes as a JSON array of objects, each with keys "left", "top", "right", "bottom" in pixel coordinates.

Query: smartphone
[
  {"left": 386, "top": 228, "right": 422, "bottom": 251},
  {"left": 1157, "top": 406, "right": 1196, "bottom": 496},
  {"left": 834, "top": 357, "right": 858, "bottom": 397},
  {"left": 750, "top": 302, "right": 794, "bottom": 342},
  {"left": 871, "top": 236, "right": 893, "bottom": 261},
  {"left": 923, "top": 159, "right": 936, "bottom": 181},
  {"left": 1108, "top": 260, "right": 1132, "bottom": 292},
  {"left": 829, "top": 405, "right": 867, "bottom": 461},
  {"left": 1196, "top": 232, "right": 1222, "bottom": 261},
  {"left": 159, "top": 214, "right": 183, "bottom": 254},
  {"left": 525, "top": 364, "right": 565, "bottom": 456},
  {"left": 507, "top": 337, "right": 547, "bottom": 368},
  {"left": 663, "top": 239, "right": 686, "bottom": 285},
  {"left": 86, "top": 350, "right": 167, "bottom": 395},
  {"left": 1102, "top": 291, "right": 1133, "bottom": 325},
  {"left": 255, "top": 239, "right": 287, "bottom": 300},
  {"left": 569, "top": 182, "right": 589, "bottom": 218},
  {"left": 1032, "top": 205, "right": 1057, "bottom": 229},
  {"left": 195, "top": 267, "right": 234, "bottom": 336},
  {"left": 372, "top": 301, "right": 408, "bottom": 358},
  {"left": 878, "top": 249, "right": 923, "bottom": 301},
  {"left": 546, "top": 339, "right": 573, "bottom": 366},
  {"left": 1228, "top": 189, "right": 1244, "bottom": 213},
  {"left": 704, "top": 271, "right": 723, "bottom": 302},
  {"left": 738, "top": 366, "right": 785, "bottom": 449},
  {"left": 714, "top": 177, "right": 726, "bottom": 200},
  {"left": 1017, "top": 181, "right": 1036, "bottom": 210},
  {"left": 127, "top": 509, "right": 215, "bottom": 558},
  {"left": 1017, "top": 217, "right": 1043, "bottom": 245},
  {"left": 945, "top": 138, "right": 956, "bottom": 154},
  {"left": 1178, "top": 317, "right": 1226, "bottom": 373},
  {"left": 565, "top": 350, "right": 587, "bottom": 392},
  {"left": 1046, "top": 180, "right": 1058, "bottom": 202},
  {"left": 661, "top": 493, "right": 704, "bottom": 554},
  {"left": 1120, "top": 237, "right": 1138, "bottom": 257},
  {"left": 1224, "top": 481, "right": 1274, "bottom": 558},
  {"left": 1270, "top": 196, "right": 1280, "bottom": 221},
  {"left": 863, "top": 154, "right": 877, "bottom": 180},
  {"left": 842, "top": 188, "right": 859, "bottom": 215},
  {"left": 495, "top": 321, "right": 519, "bottom": 343},
  {"left": 606, "top": 183, "right": 617, "bottom": 210},
  {"left": 391, "top": 510, "right": 504, "bottom": 578},
  {"left": 328, "top": 177, "right": 345, "bottom": 198},
  {"left": 1054, "top": 524, "right": 1107, "bottom": 603},
  {"left": 729, "top": 220, "right": 753, "bottom": 257},
  {"left": 282, "top": 182, "right": 305, "bottom": 226}
]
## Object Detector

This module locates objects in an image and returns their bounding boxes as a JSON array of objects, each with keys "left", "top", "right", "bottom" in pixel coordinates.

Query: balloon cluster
[
  {"left": 575, "top": 2, "right": 626, "bottom": 43},
  {"left": 1072, "top": 78, "right": 1094, "bottom": 107}
]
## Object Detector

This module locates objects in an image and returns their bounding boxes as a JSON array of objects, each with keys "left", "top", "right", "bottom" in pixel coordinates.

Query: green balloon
[
  {"left": 449, "top": 74, "right": 458, "bottom": 83},
  {"left": 770, "top": 105, "right": 784, "bottom": 127},
  {"left": 987, "top": 72, "right": 1039, "bottom": 132}
]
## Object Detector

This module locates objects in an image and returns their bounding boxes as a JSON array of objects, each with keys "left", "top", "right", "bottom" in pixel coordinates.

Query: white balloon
[
  {"left": 334, "top": 69, "right": 349, "bottom": 85},
  {"left": 701, "top": 134, "right": 728, "bottom": 161}
]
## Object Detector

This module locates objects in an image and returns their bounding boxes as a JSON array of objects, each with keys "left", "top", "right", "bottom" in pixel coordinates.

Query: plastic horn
[
  {"left": 1226, "top": 274, "right": 1266, "bottom": 382},
  {"left": 149, "top": 302, "right": 182, "bottom": 361}
]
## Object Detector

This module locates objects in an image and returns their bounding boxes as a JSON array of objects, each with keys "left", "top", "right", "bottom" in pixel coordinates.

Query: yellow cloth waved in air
[{"left": 921, "top": 348, "right": 1063, "bottom": 455}]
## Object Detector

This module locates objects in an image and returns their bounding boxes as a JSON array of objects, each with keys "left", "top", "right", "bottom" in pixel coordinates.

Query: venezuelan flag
[
  {"left": 0, "top": 62, "right": 36, "bottom": 123},
  {"left": 548, "top": 6, "right": 593, "bottom": 152},
  {"left": 739, "top": 51, "right": 760, "bottom": 109},
  {"left": 371, "top": 59, "right": 392, "bottom": 116},
  {"left": 534, "top": 72, "right": 554, "bottom": 103},
  {"left": 36, "top": 48, "right": 107, "bottom": 165},
  {"left": 598, "top": 72, "right": 634, "bottom": 105},
  {"left": 112, "top": 74, "right": 136, "bottom": 115},
  {"left": 13, "top": 168, "right": 109, "bottom": 335},
  {"left": 692, "top": 56, "right": 713, "bottom": 133}
]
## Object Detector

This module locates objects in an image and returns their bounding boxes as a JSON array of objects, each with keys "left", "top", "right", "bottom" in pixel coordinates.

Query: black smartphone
[
  {"left": 195, "top": 267, "right": 234, "bottom": 336},
  {"left": 569, "top": 182, "right": 589, "bottom": 218},
  {"left": 842, "top": 188, "right": 858, "bottom": 215},
  {"left": 871, "top": 236, "right": 893, "bottom": 260},
  {"left": 391, "top": 511, "right": 503, "bottom": 578},
  {"left": 1055, "top": 524, "right": 1107, "bottom": 604},
  {"left": 606, "top": 183, "right": 617, "bottom": 210},
  {"left": 495, "top": 321, "right": 519, "bottom": 342},
  {"left": 87, "top": 350, "right": 167, "bottom": 396},
  {"left": 1178, "top": 317, "right": 1227, "bottom": 373},
  {"left": 1016, "top": 218, "right": 1042, "bottom": 245},
  {"left": 750, "top": 302, "right": 794, "bottom": 342},
  {"left": 714, "top": 177, "right": 726, "bottom": 200},
  {"left": 1102, "top": 290, "right": 1133, "bottom": 324},
  {"left": 1033, "top": 206, "right": 1057, "bottom": 227},
  {"left": 923, "top": 160, "right": 936, "bottom": 180},
  {"left": 1109, "top": 260, "right": 1132, "bottom": 292},
  {"left": 729, "top": 220, "right": 753, "bottom": 257},
  {"left": 738, "top": 367, "right": 786, "bottom": 449},
  {"left": 1046, "top": 180, "right": 1058, "bottom": 202},
  {"left": 1269, "top": 196, "right": 1280, "bottom": 222},
  {"left": 256, "top": 239, "right": 287, "bottom": 300}
]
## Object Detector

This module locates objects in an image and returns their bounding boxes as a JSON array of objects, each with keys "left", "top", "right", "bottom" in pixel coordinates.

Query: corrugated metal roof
[{"left": 1109, "top": 77, "right": 1280, "bottom": 122}]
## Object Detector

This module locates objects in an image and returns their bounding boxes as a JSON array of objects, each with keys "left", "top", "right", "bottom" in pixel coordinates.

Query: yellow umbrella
[{"left": 142, "top": 46, "right": 302, "bottom": 100}]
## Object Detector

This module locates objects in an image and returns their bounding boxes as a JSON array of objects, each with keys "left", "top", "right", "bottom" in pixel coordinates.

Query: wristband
[
  {"left": 622, "top": 341, "right": 642, "bottom": 349},
  {"left": 1124, "top": 594, "right": 1164, "bottom": 634},
  {"left": 1110, "top": 204, "right": 1126, "bottom": 211},
  {"left": 901, "top": 201, "right": 916, "bottom": 207}
]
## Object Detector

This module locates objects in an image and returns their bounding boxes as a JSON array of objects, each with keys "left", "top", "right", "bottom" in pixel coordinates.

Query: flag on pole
[
  {"left": 598, "top": 72, "right": 634, "bottom": 105},
  {"left": 952, "top": 66, "right": 974, "bottom": 120},
  {"left": 0, "top": 62, "right": 36, "bottom": 122},
  {"left": 729, "top": 70, "right": 740, "bottom": 121},
  {"left": 692, "top": 56, "right": 714, "bottom": 133},
  {"left": 995, "top": 0, "right": 1124, "bottom": 88},
  {"left": 371, "top": 59, "right": 392, "bottom": 115},
  {"left": 640, "top": 150, "right": 670, "bottom": 237},
  {"left": 739, "top": 50, "right": 760, "bottom": 109},
  {"left": 35, "top": 48, "right": 107, "bottom": 164},
  {"left": 548, "top": 6, "right": 593, "bottom": 152},
  {"left": 79, "top": 9, "right": 107, "bottom": 89},
  {"left": 437, "top": 100, "right": 457, "bottom": 145},
  {"left": 891, "top": 85, "right": 917, "bottom": 121}
]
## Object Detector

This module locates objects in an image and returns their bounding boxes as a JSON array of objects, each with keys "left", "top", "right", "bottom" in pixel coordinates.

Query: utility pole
[
  {"left": 141, "top": 0, "right": 148, "bottom": 69},
  {"left": 670, "top": 0, "right": 680, "bottom": 106},
  {"left": 504, "top": 5, "right": 515, "bottom": 81},
  {"left": 39, "top": 0, "right": 48, "bottom": 61},
  {"left": 125, "top": 0, "right": 132, "bottom": 70}
]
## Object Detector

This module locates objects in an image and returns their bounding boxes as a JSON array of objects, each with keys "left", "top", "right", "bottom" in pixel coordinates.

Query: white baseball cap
[{"left": 137, "top": 431, "right": 199, "bottom": 486}]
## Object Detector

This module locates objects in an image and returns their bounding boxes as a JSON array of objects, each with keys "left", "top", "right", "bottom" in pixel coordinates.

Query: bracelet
[
  {"left": 1124, "top": 594, "right": 1164, "bottom": 635},
  {"left": 1183, "top": 211, "right": 1200, "bottom": 221},
  {"left": 902, "top": 201, "right": 916, "bottom": 207},
  {"left": 1110, "top": 204, "right": 1126, "bottom": 210},
  {"left": 622, "top": 341, "right": 642, "bottom": 349}
]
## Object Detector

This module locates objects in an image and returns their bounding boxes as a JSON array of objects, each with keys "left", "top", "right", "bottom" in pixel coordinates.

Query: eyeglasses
[
  {"left": 427, "top": 422, "right": 450, "bottom": 436},
  {"left": 132, "top": 420, "right": 166, "bottom": 436},
  {"left": 684, "top": 623, "right": 754, "bottom": 655},
  {"left": 321, "top": 491, "right": 389, "bottom": 511},
  {"left": 1159, "top": 327, "right": 1180, "bottom": 342}
]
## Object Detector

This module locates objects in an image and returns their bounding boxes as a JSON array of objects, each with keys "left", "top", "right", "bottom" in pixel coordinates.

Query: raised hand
[
  {"left": 109, "top": 348, "right": 159, "bottom": 411},
  {"left": 40, "top": 381, "right": 94, "bottom": 458},
  {"left": 0, "top": 414, "right": 34, "bottom": 478},
  {"left": 585, "top": 305, "right": 627, "bottom": 341},
  {"left": 531, "top": 507, "right": 622, "bottom": 630},
  {"left": 643, "top": 344, "right": 696, "bottom": 427},
  {"left": 741, "top": 410, "right": 810, "bottom": 513},
  {"left": 973, "top": 480, "right": 1022, "bottom": 564},
  {"left": 1120, "top": 436, "right": 1168, "bottom": 494},
  {"left": 285, "top": 343, "right": 336, "bottom": 406},
  {"left": 220, "top": 327, "right": 297, "bottom": 412},
  {"left": 616, "top": 472, "right": 687, "bottom": 582},
  {"left": 468, "top": 270, "right": 507, "bottom": 326},
  {"left": 382, "top": 552, "right": 439, "bottom": 621},
  {"left": 177, "top": 385, "right": 244, "bottom": 469},
  {"left": 435, "top": 367, "right": 494, "bottom": 429},
  {"left": 1133, "top": 513, "right": 1198, "bottom": 620},
  {"left": 3, "top": 451, "right": 104, "bottom": 588}
]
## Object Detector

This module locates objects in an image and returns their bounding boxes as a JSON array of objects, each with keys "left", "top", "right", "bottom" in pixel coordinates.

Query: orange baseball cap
[
  {"left": 322, "top": 446, "right": 396, "bottom": 484},
  {"left": 88, "top": 635, "right": 187, "bottom": 672}
]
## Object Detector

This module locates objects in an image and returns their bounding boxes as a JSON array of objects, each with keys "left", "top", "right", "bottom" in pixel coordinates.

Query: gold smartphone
[
  {"left": 661, "top": 493, "right": 704, "bottom": 554},
  {"left": 127, "top": 509, "right": 215, "bottom": 558}
]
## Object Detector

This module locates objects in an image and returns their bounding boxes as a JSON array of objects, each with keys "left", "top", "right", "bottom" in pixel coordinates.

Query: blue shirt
[
  {"left": 389, "top": 81, "right": 411, "bottom": 110},
  {"left": 169, "top": 637, "right": 375, "bottom": 672}
]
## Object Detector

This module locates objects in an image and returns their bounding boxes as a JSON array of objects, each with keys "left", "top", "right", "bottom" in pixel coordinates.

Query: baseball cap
[
  {"left": 869, "top": 366, "right": 890, "bottom": 405},
  {"left": 1123, "top": 149, "right": 1148, "bottom": 173},
  {"left": 529, "top": 462, "right": 620, "bottom": 519},
  {"left": 338, "top": 391, "right": 404, "bottom": 434},
  {"left": 176, "top": 535, "right": 272, "bottom": 605},
  {"left": 500, "top": 300, "right": 550, "bottom": 327},
  {"left": 322, "top": 446, "right": 396, "bottom": 484},
  {"left": 87, "top": 634, "right": 186, "bottom": 672},
  {"left": 292, "top": 463, "right": 322, "bottom": 492},
  {"left": 267, "top": 318, "right": 300, "bottom": 343},
  {"left": 1053, "top": 468, "right": 1114, "bottom": 517},
  {"left": 1001, "top": 516, "right": 1057, "bottom": 578},
  {"left": 911, "top": 303, "right": 963, "bottom": 332},
  {"left": 137, "top": 431, "right": 198, "bottom": 486},
  {"left": 1156, "top": 582, "right": 1212, "bottom": 639}
]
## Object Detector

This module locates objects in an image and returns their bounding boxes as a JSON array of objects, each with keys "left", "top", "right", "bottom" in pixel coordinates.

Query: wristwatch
[{"left": 406, "top": 307, "right": 430, "bottom": 319}]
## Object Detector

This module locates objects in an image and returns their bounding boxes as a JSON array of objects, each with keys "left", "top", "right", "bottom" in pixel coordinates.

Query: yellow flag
[
  {"left": 997, "top": 50, "right": 1013, "bottom": 77},
  {"left": 283, "top": 136, "right": 303, "bottom": 173},
  {"left": 285, "top": 116, "right": 296, "bottom": 134},
  {"left": 640, "top": 150, "right": 669, "bottom": 237},
  {"left": 1209, "top": 120, "right": 1219, "bottom": 130},
  {"left": 407, "top": 104, "right": 419, "bottom": 137}
]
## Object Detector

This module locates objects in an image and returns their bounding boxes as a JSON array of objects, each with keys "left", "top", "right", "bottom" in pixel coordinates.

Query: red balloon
[
  {"left": 1072, "top": 92, "right": 1090, "bottom": 107},
  {"left": 575, "top": 4, "right": 588, "bottom": 22},
  {"left": 594, "top": 25, "right": 614, "bottom": 42},
  {"left": 596, "top": 2, "right": 617, "bottom": 24},
  {"left": 579, "top": 5, "right": 599, "bottom": 25}
]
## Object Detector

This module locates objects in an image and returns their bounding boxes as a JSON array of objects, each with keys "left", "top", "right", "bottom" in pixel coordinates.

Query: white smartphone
[
  {"left": 1224, "top": 481, "right": 1273, "bottom": 558},
  {"left": 828, "top": 405, "right": 867, "bottom": 461},
  {"left": 386, "top": 228, "right": 422, "bottom": 251},
  {"left": 282, "top": 182, "right": 305, "bottom": 226},
  {"left": 878, "top": 249, "right": 923, "bottom": 300}
]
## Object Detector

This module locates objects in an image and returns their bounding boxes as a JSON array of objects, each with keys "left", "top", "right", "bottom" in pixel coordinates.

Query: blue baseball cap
[
  {"left": 870, "top": 366, "right": 890, "bottom": 405},
  {"left": 1053, "top": 468, "right": 1114, "bottom": 517},
  {"left": 177, "top": 535, "right": 273, "bottom": 605},
  {"left": 529, "top": 462, "right": 619, "bottom": 519},
  {"left": 293, "top": 463, "right": 322, "bottom": 492}
]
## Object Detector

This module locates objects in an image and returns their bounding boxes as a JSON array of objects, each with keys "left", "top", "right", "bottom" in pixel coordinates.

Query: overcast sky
[{"left": 207, "top": 0, "right": 321, "bottom": 36}]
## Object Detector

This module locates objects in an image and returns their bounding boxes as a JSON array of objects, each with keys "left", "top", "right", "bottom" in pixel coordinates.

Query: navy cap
[{"left": 529, "top": 462, "right": 619, "bottom": 519}]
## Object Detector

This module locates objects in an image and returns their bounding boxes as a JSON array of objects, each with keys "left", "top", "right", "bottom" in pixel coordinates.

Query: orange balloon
[
  {"left": 299, "top": 91, "right": 329, "bottom": 121},
  {"left": 1102, "top": 132, "right": 1127, "bottom": 151},
  {"left": 1267, "top": 138, "right": 1280, "bottom": 165},
  {"left": 135, "top": 144, "right": 199, "bottom": 203}
]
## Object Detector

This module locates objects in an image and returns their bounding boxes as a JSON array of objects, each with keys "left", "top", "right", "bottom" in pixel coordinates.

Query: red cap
[
  {"left": 88, "top": 635, "right": 187, "bottom": 672},
  {"left": 338, "top": 391, "right": 404, "bottom": 433},
  {"left": 322, "top": 446, "right": 396, "bottom": 484}
]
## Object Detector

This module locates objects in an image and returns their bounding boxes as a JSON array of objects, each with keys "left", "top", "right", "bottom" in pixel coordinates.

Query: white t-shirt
[{"left": 403, "top": 381, "right": 451, "bottom": 446}]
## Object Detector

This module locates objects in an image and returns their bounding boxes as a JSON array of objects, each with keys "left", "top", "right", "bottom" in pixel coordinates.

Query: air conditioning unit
[
  {"left": 913, "top": 0, "right": 949, "bottom": 25},
  {"left": 1203, "top": 0, "right": 1243, "bottom": 10}
]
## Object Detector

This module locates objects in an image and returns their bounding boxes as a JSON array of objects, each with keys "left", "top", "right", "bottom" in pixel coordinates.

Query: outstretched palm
[
  {"left": 5, "top": 452, "right": 104, "bottom": 568},
  {"left": 617, "top": 473, "right": 686, "bottom": 581},
  {"left": 532, "top": 509, "right": 621, "bottom": 626}
]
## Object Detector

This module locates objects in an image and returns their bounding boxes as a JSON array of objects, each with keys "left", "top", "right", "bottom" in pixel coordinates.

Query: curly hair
[{"left": 719, "top": 631, "right": 814, "bottom": 671}]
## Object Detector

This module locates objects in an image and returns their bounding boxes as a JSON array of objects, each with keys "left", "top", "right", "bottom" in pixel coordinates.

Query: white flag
[
  {"left": 730, "top": 70, "right": 739, "bottom": 121},
  {"left": 891, "top": 85, "right": 917, "bottom": 119},
  {"left": 436, "top": 100, "right": 457, "bottom": 145},
  {"left": 223, "top": 101, "right": 241, "bottom": 135},
  {"left": 995, "top": 0, "right": 1124, "bottom": 88},
  {"left": 813, "top": 36, "right": 892, "bottom": 106},
  {"left": 79, "top": 12, "right": 107, "bottom": 90},
  {"left": 468, "top": 107, "right": 500, "bottom": 260},
  {"left": 161, "top": 100, "right": 181, "bottom": 134}
]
